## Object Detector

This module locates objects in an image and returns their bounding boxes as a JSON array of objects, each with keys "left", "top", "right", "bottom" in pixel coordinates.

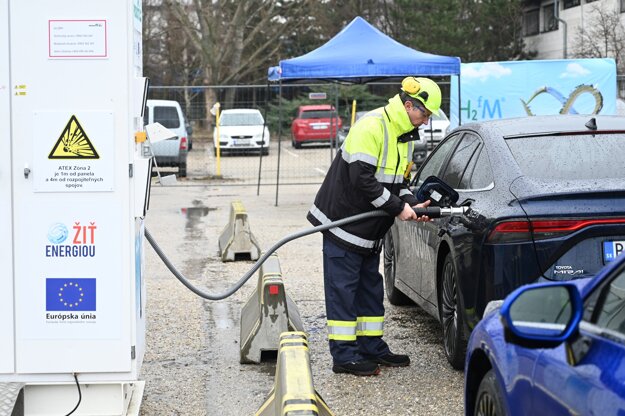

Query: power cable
[
  {"left": 64, "top": 373, "right": 82, "bottom": 416},
  {"left": 145, "top": 205, "right": 472, "bottom": 301},
  {"left": 145, "top": 210, "right": 388, "bottom": 300}
]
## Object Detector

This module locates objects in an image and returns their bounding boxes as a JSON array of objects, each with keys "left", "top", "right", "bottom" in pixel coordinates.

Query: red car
[{"left": 291, "top": 105, "right": 342, "bottom": 148}]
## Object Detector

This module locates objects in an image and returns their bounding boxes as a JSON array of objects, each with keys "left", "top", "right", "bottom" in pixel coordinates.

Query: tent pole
[
  {"left": 457, "top": 74, "right": 462, "bottom": 126},
  {"left": 335, "top": 83, "right": 339, "bottom": 156},
  {"left": 275, "top": 80, "right": 282, "bottom": 207},
  {"left": 257, "top": 83, "right": 269, "bottom": 196}
]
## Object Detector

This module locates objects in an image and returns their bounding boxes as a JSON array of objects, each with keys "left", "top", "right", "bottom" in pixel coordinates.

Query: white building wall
[{"left": 523, "top": 0, "right": 625, "bottom": 60}]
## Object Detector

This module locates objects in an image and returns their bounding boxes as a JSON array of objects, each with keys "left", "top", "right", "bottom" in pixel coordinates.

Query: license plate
[
  {"left": 233, "top": 139, "right": 250, "bottom": 146},
  {"left": 311, "top": 123, "right": 329, "bottom": 130},
  {"left": 603, "top": 241, "right": 625, "bottom": 263}
]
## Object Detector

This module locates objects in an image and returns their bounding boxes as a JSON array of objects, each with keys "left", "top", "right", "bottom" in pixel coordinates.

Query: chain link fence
[{"left": 147, "top": 81, "right": 453, "bottom": 186}]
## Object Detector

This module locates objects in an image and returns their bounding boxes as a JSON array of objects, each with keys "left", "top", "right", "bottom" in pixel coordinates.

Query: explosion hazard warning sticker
[
  {"left": 48, "top": 115, "right": 99, "bottom": 159},
  {"left": 34, "top": 111, "right": 114, "bottom": 193}
]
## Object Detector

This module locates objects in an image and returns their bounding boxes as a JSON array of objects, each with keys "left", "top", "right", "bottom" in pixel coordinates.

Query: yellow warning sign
[{"left": 48, "top": 115, "right": 99, "bottom": 159}]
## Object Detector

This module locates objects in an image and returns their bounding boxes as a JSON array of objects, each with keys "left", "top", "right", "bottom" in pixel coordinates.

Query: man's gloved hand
[{"left": 397, "top": 199, "right": 431, "bottom": 222}]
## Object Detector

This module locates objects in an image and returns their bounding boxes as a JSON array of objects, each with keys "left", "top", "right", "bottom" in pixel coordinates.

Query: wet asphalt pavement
[{"left": 139, "top": 139, "right": 464, "bottom": 415}]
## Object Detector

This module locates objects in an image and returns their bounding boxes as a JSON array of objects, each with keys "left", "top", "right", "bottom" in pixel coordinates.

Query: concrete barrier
[
  {"left": 218, "top": 201, "right": 261, "bottom": 262},
  {"left": 240, "top": 254, "right": 304, "bottom": 363},
  {"left": 255, "top": 332, "right": 334, "bottom": 416}
]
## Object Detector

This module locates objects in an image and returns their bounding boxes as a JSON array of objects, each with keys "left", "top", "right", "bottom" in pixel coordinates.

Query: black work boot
[
  {"left": 332, "top": 360, "right": 381, "bottom": 376},
  {"left": 371, "top": 352, "right": 410, "bottom": 367}
]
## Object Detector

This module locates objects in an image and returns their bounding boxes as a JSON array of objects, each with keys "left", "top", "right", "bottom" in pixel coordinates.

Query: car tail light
[
  {"left": 179, "top": 137, "right": 188, "bottom": 150},
  {"left": 487, "top": 218, "right": 625, "bottom": 243}
]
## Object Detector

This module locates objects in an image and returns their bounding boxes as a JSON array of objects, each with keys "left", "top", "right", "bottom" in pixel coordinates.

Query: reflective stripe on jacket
[{"left": 307, "top": 94, "right": 419, "bottom": 255}]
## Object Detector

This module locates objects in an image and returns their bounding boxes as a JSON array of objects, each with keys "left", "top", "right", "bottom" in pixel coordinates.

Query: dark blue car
[
  {"left": 465, "top": 249, "right": 625, "bottom": 415},
  {"left": 384, "top": 115, "right": 625, "bottom": 369}
]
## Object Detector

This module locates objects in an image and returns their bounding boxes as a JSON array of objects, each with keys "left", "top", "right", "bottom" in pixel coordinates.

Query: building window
[
  {"left": 563, "top": 0, "right": 581, "bottom": 8},
  {"left": 543, "top": 4, "right": 558, "bottom": 32},
  {"left": 524, "top": 9, "right": 540, "bottom": 36},
  {"left": 621, "top": 0, "right": 625, "bottom": 12}
]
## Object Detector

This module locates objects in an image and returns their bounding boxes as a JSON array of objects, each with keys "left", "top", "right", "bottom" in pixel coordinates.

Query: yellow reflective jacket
[{"left": 307, "top": 94, "right": 420, "bottom": 254}]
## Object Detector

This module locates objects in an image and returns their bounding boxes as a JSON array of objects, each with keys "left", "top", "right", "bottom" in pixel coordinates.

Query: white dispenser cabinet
[{"left": 0, "top": 0, "right": 150, "bottom": 414}]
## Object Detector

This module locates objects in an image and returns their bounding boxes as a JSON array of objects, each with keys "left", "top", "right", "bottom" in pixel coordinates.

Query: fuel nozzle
[
  {"left": 412, "top": 206, "right": 487, "bottom": 232},
  {"left": 412, "top": 206, "right": 470, "bottom": 218}
]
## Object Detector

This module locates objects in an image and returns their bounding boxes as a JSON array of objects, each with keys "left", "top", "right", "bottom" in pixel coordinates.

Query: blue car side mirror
[{"left": 501, "top": 282, "right": 583, "bottom": 349}]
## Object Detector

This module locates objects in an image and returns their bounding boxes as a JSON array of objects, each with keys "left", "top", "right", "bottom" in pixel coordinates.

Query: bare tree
[
  {"left": 143, "top": 1, "right": 203, "bottom": 121},
  {"left": 574, "top": 4, "right": 625, "bottom": 74},
  {"left": 164, "top": 0, "right": 310, "bottom": 110}
]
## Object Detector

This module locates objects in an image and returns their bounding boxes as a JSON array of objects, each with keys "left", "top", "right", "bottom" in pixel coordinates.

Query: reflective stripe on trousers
[
  {"left": 327, "top": 317, "right": 384, "bottom": 340},
  {"left": 323, "top": 236, "right": 391, "bottom": 363}
]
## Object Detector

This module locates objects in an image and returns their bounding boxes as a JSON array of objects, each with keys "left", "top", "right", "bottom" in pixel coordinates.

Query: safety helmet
[{"left": 400, "top": 77, "right": 442, "bottom": 116}]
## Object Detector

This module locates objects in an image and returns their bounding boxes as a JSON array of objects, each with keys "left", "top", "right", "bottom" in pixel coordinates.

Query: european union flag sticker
[{"left": 46, "top": 278, "right": 96, "bottom": 311}]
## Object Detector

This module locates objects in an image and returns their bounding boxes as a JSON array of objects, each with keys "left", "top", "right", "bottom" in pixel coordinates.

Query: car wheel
[
  {"left": 292, "top": 136, "right": 302, "bottom": 149},
  {"left": 383, "top": 232, "right": 412, "bottom": 305},
  {"left": 474, "top": 369, "right": 505, "bottom": 416},
  {"left": 178, "top": 162, "right": 187, "bottom": 178},
  {"left": 440, "top": 252, "right": 466, "bottom": 370}
]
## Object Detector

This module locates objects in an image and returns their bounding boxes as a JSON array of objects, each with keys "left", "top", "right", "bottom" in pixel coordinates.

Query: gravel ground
[{"left": 139, "top": 139, "right": 464, "bottom": 415}]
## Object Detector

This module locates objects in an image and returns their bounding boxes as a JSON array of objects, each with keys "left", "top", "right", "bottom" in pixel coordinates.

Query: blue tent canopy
[{"left": 268, "top": 16, "right": 460, "bottom": 82}]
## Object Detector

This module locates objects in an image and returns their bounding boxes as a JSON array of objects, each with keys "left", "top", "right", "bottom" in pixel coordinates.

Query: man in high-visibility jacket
[{"left": 307, "top": 77, "right": 442, "bottom": 376}]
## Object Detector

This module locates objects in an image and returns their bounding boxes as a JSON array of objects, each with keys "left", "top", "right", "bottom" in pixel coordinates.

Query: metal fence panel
[{"left": 147, "top": 82, "right": 453, "bottom": 186}]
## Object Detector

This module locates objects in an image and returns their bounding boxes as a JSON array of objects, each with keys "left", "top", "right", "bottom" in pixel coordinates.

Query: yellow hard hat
[{"left": 401, "top": 77, "right": 442, "bottom": 116}]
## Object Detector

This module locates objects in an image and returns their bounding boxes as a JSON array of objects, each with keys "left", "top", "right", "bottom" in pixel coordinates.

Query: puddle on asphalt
[
  {"left": 181, "top": 201, "right": 216, "bottom": 230},
  {"left": 210, "top": 301, "right": 235, "bottom": 330},
  {"left": 180, "top": 199, "right": 216, "bottom": 219},
  {"left": 180, "top": 206, "right": 214, "bottom": 218}
]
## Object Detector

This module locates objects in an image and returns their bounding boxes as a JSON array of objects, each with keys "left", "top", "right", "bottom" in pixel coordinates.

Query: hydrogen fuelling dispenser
[{"left": 1, "top": 1, "right": 151, "bottom": 414}]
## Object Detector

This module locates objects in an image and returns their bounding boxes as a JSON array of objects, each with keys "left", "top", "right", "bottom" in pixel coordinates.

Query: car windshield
[
  {"left": 506, "top": 133, "right": 625, "bottom": 180},
  {"left": 300, "top": 110, "right": 337, "bottom": 119},
  {"left": 220, "top": 112, "right": 264, "bottom": 126}
]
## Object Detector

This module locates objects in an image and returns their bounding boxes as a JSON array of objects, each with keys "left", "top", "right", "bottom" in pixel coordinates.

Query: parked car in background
[
  {"left": 144, "top": 99, "right": 189, "bottom": 177},
  {"left": 465, "top": 250, "right": 625, "bottom": 416},
  {"left": 419, "top": 108, "right": 450, "bottom": 152},
  {"left": 213, "top": 108, "right": 270, "bottom": 155},
  {"left": 291, "top": 104, "right": 342, "bottom": 148},
  {"left": 383, "top": 115, "right": 625, "bottom": 369}
]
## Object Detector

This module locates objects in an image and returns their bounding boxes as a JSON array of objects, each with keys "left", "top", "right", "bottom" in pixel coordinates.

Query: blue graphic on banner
[
  {"left": 450, "top": 58, "right": 617, "bottom": 128},
  {"left": 46, "top": 278, "right": 96, "bottom": 311}
]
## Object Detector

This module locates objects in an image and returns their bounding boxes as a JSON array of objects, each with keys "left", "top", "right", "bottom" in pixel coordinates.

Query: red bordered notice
[{"left": 48, "top": 20, "right": 108, "bottom": 59}]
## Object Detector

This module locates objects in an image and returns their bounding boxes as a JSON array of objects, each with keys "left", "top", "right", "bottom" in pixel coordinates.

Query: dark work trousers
[{"left": 323, "top": 235, "right": 390, "bottom": 364}]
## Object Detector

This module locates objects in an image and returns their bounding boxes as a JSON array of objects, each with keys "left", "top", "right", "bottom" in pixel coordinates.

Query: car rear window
[
  {"left": 506, "top": 133, "right": 625, "bottom": 180},
  {"left": 220, "top": 112, "right": 264, "bottom": 126},
  {"left": 300, "top": 110, "right": 337, "bottom": 119},
  {"left": 154, "top": 106, "right": 180, "bottom": 129}
]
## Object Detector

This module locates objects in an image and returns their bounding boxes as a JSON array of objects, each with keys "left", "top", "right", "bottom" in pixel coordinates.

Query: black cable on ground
[
  {"left": 145, "top": 210, "right": 388, "bottom": 300},
  {"left": 64, "top": 373, "right": 82, "bottom": 416}
]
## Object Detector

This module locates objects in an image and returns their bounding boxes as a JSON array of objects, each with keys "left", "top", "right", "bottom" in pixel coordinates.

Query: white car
[
  {"left": 145, "top": 99, "right": 190, "bottom": 177},
  {"left": 419, "top": 108, "right": 450, "bottom": 152},
  {"left": 213, "top": 109, "right": 270, "bottom": 155}
]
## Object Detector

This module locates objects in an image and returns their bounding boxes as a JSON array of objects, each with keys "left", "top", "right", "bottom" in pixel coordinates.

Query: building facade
[{"left": 522, "top": 0, "right": 625, "bottom": 97}]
